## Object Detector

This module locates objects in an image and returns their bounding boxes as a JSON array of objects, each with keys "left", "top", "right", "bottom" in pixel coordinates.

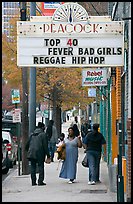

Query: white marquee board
[
  {"left": 17, "top": 18, "right": 124, "bottom": 67},
  {"left": 17, "top": 35, "right": 124, "bottom": 67}
]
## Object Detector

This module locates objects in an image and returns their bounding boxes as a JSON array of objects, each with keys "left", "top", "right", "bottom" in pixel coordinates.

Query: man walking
[
  {"left": 83, "top": 123, "right": 106, "bottom": 185},
  {"left": 81, "top": 119, "right": 91, "bottom": 143},
  {"left": 71, "top": 116, "right": 81, "bottom": 131},
  {"left": 25, "top": 122, "right": 51, "bottom": 186},
  {"left": 45, "top": 120, "right": 58, "bottom": 162}
]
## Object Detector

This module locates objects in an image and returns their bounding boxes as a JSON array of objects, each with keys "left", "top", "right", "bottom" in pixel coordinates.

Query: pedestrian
[
  {"left": 59, "top": 126, "right": 82, "bottom": 184},
  {"left": 25, "top": 122, "right": 51, "bottom": 186},
  {"left": 81, "top": 119, "right": 91, "bottom": 144},
  {"left": 56, "top": 133, "right": 65, "bottom": 147},
  {"left": 67, "top": 114, "right": 69, "bottom": 121},
  {"left": 45, "top": 120, "right": 58, "bottom": 162},
  {"left": 83, "top": 123, "right": 106, "bottom": 185},
  {"left": 72, "top": 123, "right": 80, "bottom": 137},
  {"left": 71, "top": 116, "right": 81, "bottom": 131}
]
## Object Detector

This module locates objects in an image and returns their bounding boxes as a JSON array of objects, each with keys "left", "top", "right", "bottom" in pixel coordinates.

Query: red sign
[{"left": 41, "top": 2, "right": 64, "bottom": 16}]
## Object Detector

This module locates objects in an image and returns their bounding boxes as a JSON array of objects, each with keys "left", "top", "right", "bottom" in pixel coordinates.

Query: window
[
  {"left": 4, "top": 2, "right": 8, "bottom": 7},
  {"left": 4, "top": 24, "right": 9, "bottom": 29}
]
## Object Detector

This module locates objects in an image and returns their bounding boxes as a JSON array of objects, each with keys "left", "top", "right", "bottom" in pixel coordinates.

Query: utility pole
[
  {"left": 20, "top": 2, "right": 29, "bottom": 175},
  {"left": 117, "top": 120, "right": 125, "bottom": 202},
  {"left": 29, "top": 2, "right": 36, "bottom": 135}
]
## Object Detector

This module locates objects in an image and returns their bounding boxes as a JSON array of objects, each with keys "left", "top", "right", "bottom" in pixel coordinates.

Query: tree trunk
[
  {"left": 56, "top": 106, "right": 61, "bottom": 137},
  {"left": 52, "top": 86, "right": 61, "bottom": 138}
]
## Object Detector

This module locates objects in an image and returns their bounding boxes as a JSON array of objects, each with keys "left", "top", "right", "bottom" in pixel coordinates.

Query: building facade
[
  {"left": 2, "top": 2, "right": 19, "bottom": 39},
  {"left": 108, "top": 2, "right": 131, "bottom": 201}
]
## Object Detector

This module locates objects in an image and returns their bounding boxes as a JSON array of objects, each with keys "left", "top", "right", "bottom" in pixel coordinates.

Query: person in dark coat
[
  {"left": 71, "top": 116, "right": 80, "bottom": 131},
  {"left": 25, "top": 122, "right": 51, "bottom": 186},
  {"left": 45, "top": 120, "right": 58, "bottom": 162},
  {"left": 83, "top": 123, "right": 106, "bottom": 185},
  {"left": 81, "top": 119, "right": 91, "bottom": 143},
  {"left": 72, "top": 123, "right": 80, "bottom": 137}
]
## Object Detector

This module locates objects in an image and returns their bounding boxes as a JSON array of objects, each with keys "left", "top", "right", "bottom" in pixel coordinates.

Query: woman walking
[{"left": 59, "top": 126, "right": 82, "bottom": 184}]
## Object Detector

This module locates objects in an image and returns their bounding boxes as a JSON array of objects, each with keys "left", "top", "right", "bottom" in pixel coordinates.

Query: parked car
[
  {"left": 2, "top": 131, "right": 18, "bottom": 169},
  {"left": 2, "top": 120, "right": 22, "bottom": 162},
  {"left": 2, "top": 138, "right": 10, "bottom": 174},
  {"left": 2, "top": 111, "right": 13, "bottom": 121}
]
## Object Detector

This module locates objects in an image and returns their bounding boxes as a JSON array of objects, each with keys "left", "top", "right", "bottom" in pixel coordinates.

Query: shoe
[
  {"left": 68, "top": 181, "right": 73, "bottom": 184},
  {"left": 32, "top": 183, "right": 37, "bottom": 186},
  {"left": 68, "top": 179, "right": 74, "bottom": 184},
  {"left": 88, "top": 181, "right": 96, "bottom": 185},
  {"left": 96, "top": 180, "right": 101, "bottom": 183},
  {"left": 51, "top": 159, "right": 54, "bottom": 162},
  {"left": 38, "top": 182, "right": 46, "bottom": 186}
]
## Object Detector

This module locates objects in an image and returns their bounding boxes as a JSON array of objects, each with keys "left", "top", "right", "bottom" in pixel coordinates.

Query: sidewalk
[{"left": 2, "top": 121, "right": 117, "bottom": 202}]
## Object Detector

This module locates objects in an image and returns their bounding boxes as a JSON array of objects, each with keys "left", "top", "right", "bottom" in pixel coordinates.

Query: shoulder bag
[{"left": 82, "top": 154, "right": 89, "bottom": 167}]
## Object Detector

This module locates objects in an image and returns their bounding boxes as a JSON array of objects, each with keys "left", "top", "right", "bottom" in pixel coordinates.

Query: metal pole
[
  {"left": 119, "top": 121, "right": 122, "bottom": 175},
  {"left": 20, "top": 2, "right": 29, "bottom": 175},
  {"left": 15, "top": 103, "right": 20, "bottom": 176},
  {"left": 117, "top": 121, "right": 125, "bottom": 202},
  {"left": 17, "top": 122, "right": 21, "bottom": 176},
  {"left": 29, "top": 2, "right": 36, "bottom": 135}
]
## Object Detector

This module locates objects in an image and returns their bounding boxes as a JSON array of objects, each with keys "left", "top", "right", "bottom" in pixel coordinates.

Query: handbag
[
  {"left": 56, "top": 143, "right": 66, "bottom": 160},
  {"left": 82, "top": 154, "right": 89, "bottom": 167}
]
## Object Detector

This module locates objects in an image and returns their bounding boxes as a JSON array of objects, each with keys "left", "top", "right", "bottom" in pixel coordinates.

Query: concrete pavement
[{"left": 2, "top": 120, "right": 117, "bottom": 202}]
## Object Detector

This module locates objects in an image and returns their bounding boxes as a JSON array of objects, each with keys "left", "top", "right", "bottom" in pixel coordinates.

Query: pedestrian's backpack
[{"left": 56, "top": 143, "right": 66, "bottom": 160}]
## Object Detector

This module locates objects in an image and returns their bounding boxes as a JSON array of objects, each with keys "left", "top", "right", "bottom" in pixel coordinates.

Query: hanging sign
[
  {"left": 82, "top": 69, "right": 107, "bottom": 86},
  {"left": 88, "top": 88, "right": 96, "bottom": 97}
]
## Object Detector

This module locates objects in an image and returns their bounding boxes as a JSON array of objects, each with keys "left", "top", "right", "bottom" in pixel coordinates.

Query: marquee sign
[
  {"left": 17, "top": 21, "right": 123, "bottom": 35},
  {"left": 17, "top": 2, "right": 124, "bottom": 67},
  {"left": 17, "top": 36, "right": 123, "bottom": 67}
]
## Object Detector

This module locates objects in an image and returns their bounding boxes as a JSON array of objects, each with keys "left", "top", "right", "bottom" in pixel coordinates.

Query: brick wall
[
  {"left": 116, "top": 68, "right": 121, "bottom": 120},
  {"left": 127, "top": 118, "right": 131, "bottom": 202}
]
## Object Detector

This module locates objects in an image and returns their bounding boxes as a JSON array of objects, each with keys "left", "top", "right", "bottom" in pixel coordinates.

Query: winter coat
[
  {"left": 46, "top": 125, "right": 58, "bottom": 144},
  {"left": 71, "top": 121, "right": 81, "bottom": 131},
  {"left": 72, "top": 124, "right": 80, "bottom": 137},
  {"left": 26, "top": 128, "right": 50, "bottom": 162},
  {"left": 81, "top": 123, "right": 91, "bottom": 138}
]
